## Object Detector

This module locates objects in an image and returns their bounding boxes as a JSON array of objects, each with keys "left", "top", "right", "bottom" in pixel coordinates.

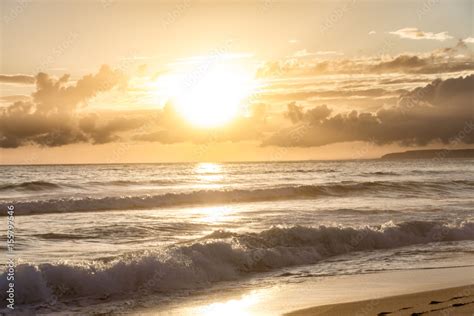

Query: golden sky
[{"left": 0, "top": 0, "right": 473, "bottom": 164}]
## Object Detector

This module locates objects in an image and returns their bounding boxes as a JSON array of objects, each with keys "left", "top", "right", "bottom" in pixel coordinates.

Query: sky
[{"left": 0, "top": 0, "right": 473, "bottom": 164}]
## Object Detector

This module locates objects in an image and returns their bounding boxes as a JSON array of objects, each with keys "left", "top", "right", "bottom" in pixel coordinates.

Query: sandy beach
[
  {"left": 131, "top": 266, "right": 474, "bottom": 315},
  {"left": 287, "top": 285, "right": 474, "bottom": 316}
]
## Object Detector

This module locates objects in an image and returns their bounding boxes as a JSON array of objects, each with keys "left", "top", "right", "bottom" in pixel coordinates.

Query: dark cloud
[
  {"left": 257, "top": 42, "right": 474, "bottom": 77},
  {"left": 285, "top": 103, "right": 331, "bottom": 123},
  {"left": 263, "top": 75, "right": 474, "bottom": 147},
  {"left": 371, "top": 55, "right": 427, "bottom": 72},
  {"left": 0, "top": 74, "right": 35, "bottom": 84},
  {"left": 258, "top": 55, "right": 474, "bottom": 77},
  {"left": 33, "top": 65, "right": 127, "bottom": 114},
  {"left": 0, "top": 66, "right": 130, "bottom": 148},
  {"left": 80, "top": 115, "right": 144, "bottom": 144}
]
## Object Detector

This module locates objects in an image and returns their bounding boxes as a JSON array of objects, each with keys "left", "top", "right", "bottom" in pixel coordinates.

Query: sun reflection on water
[
  {"left": 194, "top": 163, "right": 225, "bottom": 184},
  {"left": 197, "top": 291, "right": 262, "bottom": 316},
  {"left": 194, "top": 206, "right": 235, "bottom": 224}
]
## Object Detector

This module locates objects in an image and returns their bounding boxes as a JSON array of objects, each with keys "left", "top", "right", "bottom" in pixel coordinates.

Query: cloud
[
  {"left": 260, "top": 87, "right": 404, "bottom": 103},
  {"left": 131, "top": 103, "right": 269, "bottom": 144},
  {"left": 0, "top": 74, "right": 35, "bottom": 84},
  {"left": 314, "top": 51, "right": 344, "bottom": 56},
  {"left": 293, "top": 50, "right": 343, "bottom": 58},
  {"left": 294, "top": 49, "right": 312, "bottom": 57},
  {"left": 0, "top": 95, "right": 30, "bottom": 103},
  {"left": 0, "top": 66, "right": 129, "bottom": 148},
  {"left": 433, "top": 39, "right": 469, "bottom": 55},
  {"left": 79, "top": 115, "right": 143, "bottom": 144},
  {"left": 257, "top": 42, "right": 473, "bottom": 77},
  {"left": 33, "top": 65, "right": 127, "bottom": 114},
  {"left": 263, "top": 75, "right": 474, "bottom": 147},
  {"left": 368, "top": 30, "right": 376, "bottom": 35},
  {"left": 0, "top": 72, "right": 269, "bottom": 148},
  {"left": 371, "top": 55, "right": 427, "bottom": 72},
  {"left": 464, "top": 37, "right": 474, "bottom": 43},
  {"left": 2, "top": 59, "right": 473, "bottom": 150},
  {"left": 389, "top": 27, "right": 453, "bottom": 41},
  {"left": 285, "top": 103, "right": 332, "bottom": 123}
]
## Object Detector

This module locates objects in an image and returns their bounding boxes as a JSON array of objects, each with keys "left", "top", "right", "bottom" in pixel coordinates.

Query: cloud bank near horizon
[
  {"left": 1, "top": 45, "right": 473, "bottom": 149},
  {"left": 263, "top": 75, "right": 474, "bottom": 147},
  {"left": 0, "top": 66, "right": 132, "bottom": 148}
]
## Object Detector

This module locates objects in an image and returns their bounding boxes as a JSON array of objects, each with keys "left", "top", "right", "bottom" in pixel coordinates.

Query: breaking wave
[
  {"left": 6, "top": 180, "right": 473, "bottom": 216},
  {"left": 0, "top": 181, "right": 62, "bottom": 192},
  {"left": 1, "top": 220, "right": 473, "bottom": 306}
]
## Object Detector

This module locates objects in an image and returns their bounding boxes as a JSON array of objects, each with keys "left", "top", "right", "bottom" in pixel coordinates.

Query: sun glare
[
  {"left": 164, "top": 62, "right": 258, "bottom": 128},
  {"left": 198, "top": 291, "right": 262, "bottom": 316}
]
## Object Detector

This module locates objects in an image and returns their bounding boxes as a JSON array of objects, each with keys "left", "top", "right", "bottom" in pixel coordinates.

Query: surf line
[{"left": 5, "top": 205, "right": 15, "bottom": 310}]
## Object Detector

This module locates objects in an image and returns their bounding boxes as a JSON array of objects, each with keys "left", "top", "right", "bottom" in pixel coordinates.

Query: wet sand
[
  {"left": 287, "top": 285, "right": 474, "bottom": 316},
  {"left": 138, "top": 266, "right": 474, "bottom": 315}
]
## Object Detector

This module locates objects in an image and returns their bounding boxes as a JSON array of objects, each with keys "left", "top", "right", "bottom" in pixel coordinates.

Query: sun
[{"left": 166, "top": 63, "right": 258, "bottom": 127}]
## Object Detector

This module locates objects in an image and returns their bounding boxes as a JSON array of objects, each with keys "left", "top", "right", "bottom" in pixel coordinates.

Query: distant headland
[{"left": 381, "top": 149, "right": 474, "bottom": 159}]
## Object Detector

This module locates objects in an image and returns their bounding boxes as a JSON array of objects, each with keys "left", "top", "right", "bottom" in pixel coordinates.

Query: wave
[
  {"left": 0, "top": 181, "right": 62, "bottom": 192},
  {"left": 192, "top": 168, "right": 338, "bottom": 176},
  {"left": 31, "top": 233, "right": 91, "bottom": 240},
  {"left": 0, "top": 179, "right": 180, "bottom": 193},
  {"left": 87, "top": 179, "right": 179, "bottom": 186},
  {"left": 6, "top": 180, "right": 473, "bottom": 216},
  {"left": 410, "top": 169, "right": 469, "bottom": 175},
  {"left": 1, "top": 220, "right": 473, "bottom": 306},
  {"left": 261, "top": 168, "right": 337, "bottom": 174},
  {"left": 362, "top": 171, "right": 400, "bottom": 176}
]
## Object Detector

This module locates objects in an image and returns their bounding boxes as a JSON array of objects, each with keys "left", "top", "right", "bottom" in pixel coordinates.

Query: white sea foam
[{"left": 1, "top": 220, "right": 473, "bottom": 306}]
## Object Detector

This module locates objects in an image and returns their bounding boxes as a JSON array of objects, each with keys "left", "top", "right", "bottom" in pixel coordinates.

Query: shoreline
[
  {"left": 137, "top": 265, "right": 474, "bottom": 315},
  {"left": 286, "top": 285, "right": 474, "bottom": 316}
]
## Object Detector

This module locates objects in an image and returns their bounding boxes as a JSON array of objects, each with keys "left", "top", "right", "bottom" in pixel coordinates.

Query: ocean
[{"left": 1, "top": 159, "right": 473, "bottom": 314}]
